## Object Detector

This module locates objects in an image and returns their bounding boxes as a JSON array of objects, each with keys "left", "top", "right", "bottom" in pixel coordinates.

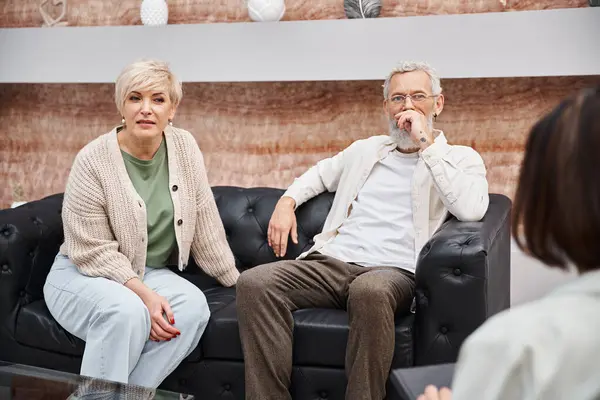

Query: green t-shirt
[{"left": 121, "top": 138, "right": 176, "bottom": 268}]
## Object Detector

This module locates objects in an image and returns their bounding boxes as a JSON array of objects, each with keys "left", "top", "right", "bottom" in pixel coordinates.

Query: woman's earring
[
  {"left": 121, "top": 117, "right": 125, "bottom": 125},
  {"left": 168, "top": 119, "right": 173, "bottom": 126},
  {"left": 433, "top": 113, "right": 438, "bottom": 122}
]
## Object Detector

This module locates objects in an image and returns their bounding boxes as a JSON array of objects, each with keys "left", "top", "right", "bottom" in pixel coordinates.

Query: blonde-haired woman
[{"left": 43, "top": 59, "right": 239, "bottom": 388}]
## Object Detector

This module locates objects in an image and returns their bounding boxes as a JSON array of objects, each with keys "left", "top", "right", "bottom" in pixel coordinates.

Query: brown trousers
[{"left": 236, "top": 252, "right": 415, "bottom": 400}]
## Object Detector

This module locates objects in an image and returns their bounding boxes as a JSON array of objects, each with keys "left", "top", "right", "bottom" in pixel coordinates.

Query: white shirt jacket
[{"left": 282, "top": 132, "right": 490, "bottom": 263}]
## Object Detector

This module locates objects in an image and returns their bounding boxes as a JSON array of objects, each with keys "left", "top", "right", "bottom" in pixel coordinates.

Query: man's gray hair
[{"left": 383, "top": 61, "right": 442, "bottom": 99}]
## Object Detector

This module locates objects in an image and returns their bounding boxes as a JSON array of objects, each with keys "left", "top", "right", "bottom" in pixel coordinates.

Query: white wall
[
  {"left": 1, "top": 8, "right": 599, "bottom": 83},
  {"left": 510, "top": 239, "right": 577, "bottom": 306}
]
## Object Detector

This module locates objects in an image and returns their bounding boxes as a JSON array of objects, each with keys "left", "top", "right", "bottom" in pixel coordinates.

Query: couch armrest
[{"left": 413, "top": 194, "right": 512, "bottom": 366}]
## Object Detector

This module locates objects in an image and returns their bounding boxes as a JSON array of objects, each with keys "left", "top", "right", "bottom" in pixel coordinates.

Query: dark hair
[{"left": 512, "top": 87, "right": 600, "bottom": 273}]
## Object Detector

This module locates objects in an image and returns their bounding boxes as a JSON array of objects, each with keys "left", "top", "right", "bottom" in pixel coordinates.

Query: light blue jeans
[{"left": 43, "top": 255, "right": 210, "bottom": 389}]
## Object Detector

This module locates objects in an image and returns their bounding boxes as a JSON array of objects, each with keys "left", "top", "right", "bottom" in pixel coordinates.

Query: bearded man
[{"left": 236, "top": 61, "right": 489, "bottom": 400}]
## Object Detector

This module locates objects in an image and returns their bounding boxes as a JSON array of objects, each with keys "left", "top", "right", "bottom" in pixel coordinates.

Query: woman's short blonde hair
[{"left": 114, "top": 59, "right": 183, "bottom": 115}]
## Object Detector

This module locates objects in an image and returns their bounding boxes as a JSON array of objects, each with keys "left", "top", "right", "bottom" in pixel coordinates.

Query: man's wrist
[
  {"left": 417, "top": 130, "right": 433, "bottom": 149},
  {"left": 279, "top": 196, "right": 296, "bottom": 209}
]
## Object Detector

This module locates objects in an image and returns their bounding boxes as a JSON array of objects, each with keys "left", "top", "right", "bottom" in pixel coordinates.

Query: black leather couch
[{"left": 0, "top": 187, "right": 512, "bottom": 399}]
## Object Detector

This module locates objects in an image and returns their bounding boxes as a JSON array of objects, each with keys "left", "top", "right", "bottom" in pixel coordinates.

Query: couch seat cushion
[
  {"left": 201, "top": 299, "right": 415, "bottom": 368},
  {"left": 15, "top": 300, "right": 85, "bottom": 357},
  {"left": 185, "top": 287, "right": 236, "bottom": 362}
]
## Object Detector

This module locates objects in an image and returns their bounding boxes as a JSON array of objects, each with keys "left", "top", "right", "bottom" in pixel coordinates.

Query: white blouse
[{"left": 452, "top": 269, "right": 600, "bottom": 400}]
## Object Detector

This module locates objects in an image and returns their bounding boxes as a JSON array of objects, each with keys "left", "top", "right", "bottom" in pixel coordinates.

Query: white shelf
[{"left": 0, "top": 7, "right": 599, "bottom": 83}]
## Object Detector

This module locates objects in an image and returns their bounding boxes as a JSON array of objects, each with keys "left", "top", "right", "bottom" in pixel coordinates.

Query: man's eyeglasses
[{"left": 389, "top": 93, "right": 436, "bottom": 104}]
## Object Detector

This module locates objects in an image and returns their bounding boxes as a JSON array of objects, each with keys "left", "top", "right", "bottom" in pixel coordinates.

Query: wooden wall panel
[
  {"left": 1, "top": 0, "right": 587, "bottom": 28},
  {"left": 2, "top": 75, "right": 600, "bottom": 208}
]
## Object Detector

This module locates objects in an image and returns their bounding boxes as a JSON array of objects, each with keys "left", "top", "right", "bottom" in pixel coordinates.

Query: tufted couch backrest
[
  {"left": 0, "top": 194, "right": 65, "bottom": 312},
  {"left": 213, "top": 187, "right": 334, "bottom": 269},
  {"left": 0, "top": 187, "right": 334, "bottom": 317}
]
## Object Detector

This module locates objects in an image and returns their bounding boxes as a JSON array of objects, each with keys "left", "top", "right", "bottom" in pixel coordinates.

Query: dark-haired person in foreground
[{"left": 420, "top": 87, "right": 600, "bottom": 400}]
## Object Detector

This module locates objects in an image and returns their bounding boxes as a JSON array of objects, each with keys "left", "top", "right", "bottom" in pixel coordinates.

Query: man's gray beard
[{"left": 389, "top": 115, "right": 434, "bottom": 150}]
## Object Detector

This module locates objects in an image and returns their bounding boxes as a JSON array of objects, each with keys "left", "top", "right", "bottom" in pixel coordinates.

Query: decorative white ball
[
  {"left": 141, "top": 0, "right": 169, "bottom": 26},
  {"left": 247, "top": 0, "right": 285, "bottom": 22}
]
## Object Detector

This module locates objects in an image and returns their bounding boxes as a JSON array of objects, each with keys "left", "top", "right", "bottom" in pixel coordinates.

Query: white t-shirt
[{"left": 320, "top": 149, "right": 419, "bottom": 273}]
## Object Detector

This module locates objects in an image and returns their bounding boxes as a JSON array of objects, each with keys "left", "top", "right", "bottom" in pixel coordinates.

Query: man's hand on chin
[{"left": 395, "top": 110, "right": 434, "bottom": 150}]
